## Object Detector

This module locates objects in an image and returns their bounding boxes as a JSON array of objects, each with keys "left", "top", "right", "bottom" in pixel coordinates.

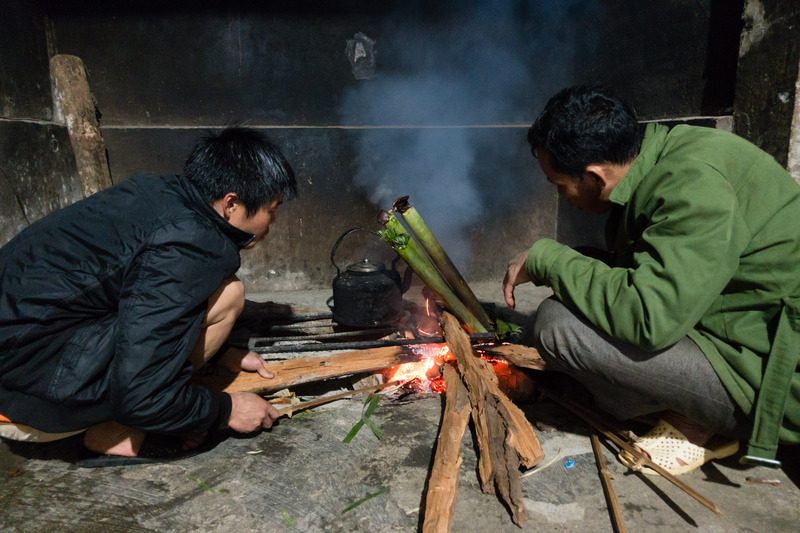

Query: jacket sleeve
[
  {"left": 109, "top": 220, "right": 235, "bottom": 434},
  {"left": 526, "top": 164, "right": 742, "bottom": 351}
]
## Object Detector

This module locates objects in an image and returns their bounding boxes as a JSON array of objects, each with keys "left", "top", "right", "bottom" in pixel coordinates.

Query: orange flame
[
  {"left": 384, "top": 344, "right": 453, "bottom": 394},
  {"left": 384, "top": 344, "right": 533, "bottom": 398}
]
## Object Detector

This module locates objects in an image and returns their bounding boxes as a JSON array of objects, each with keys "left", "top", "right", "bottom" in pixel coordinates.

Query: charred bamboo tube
[
  {"left": 378, "top": 210, "right": 487, "bottom": 333},
  {"left": 393, "top": 196, "right": 492, "bottom": 329}
]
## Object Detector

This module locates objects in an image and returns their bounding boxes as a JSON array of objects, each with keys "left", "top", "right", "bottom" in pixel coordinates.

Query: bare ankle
[
  {"left": 661, "top": 411, "right": 713, "bottom": 446},
  {"left": 84, "top": 421, "right": 147, "bottom": 457}
]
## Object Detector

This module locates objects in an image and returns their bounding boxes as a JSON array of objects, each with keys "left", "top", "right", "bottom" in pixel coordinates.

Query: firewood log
[
  {"left": 422, "top": 363, "right": 472, "bottom": 533},
  {"left": 193, "top": 346, "right": 420, "bottom": 393},
  {"left": 442, "top": 312, "right": 544, "bottom": 527}
]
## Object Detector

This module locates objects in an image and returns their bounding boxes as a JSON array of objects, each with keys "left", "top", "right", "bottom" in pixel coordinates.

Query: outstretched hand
[
  {"left": 502, "top": 249, "right": 532, "bottom": 310},
  {"left": 218, "top": 347, "right": 274, "bottom": 378}
]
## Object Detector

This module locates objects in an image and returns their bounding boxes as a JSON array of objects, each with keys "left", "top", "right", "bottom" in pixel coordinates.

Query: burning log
[
  {"left": 477, "top": 344, "right": 547, "bottom": 371},
  {"left": 378, "top": 210, "right": 487, "bottom": 333},
  {"left": 422, "top": 364, "right": 472, "bottom": 533},
  {"left": 441, "top": 312, "right": 544, "bottom": 527},
  {"left": 393, "top": 196, "right": 492, "bottom": 330},
  {"left": 193, "top": 346, "right": 422, "bottom": 394}
]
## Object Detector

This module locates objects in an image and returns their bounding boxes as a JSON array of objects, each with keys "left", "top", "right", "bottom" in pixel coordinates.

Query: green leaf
[
  {"left": 281, "top": 507, "right": 295, "bottom": 526},
  {"left": 495, "top": 318, "right": 522, "bottom": 339},
  {"left": 188, "top": 476, "right": 214, "bottom": 492},
  {"left": 341, "top": 487, "right": 389, "bottom": 514},
  {"left": 377, "top": 228, "right": 410, "bottom": 249},
  {"left": 343, "top": 393, "right": 383, "bottom": 443},
  {"left": 188, "top": 476, "right": 228, "bottom": 494}
]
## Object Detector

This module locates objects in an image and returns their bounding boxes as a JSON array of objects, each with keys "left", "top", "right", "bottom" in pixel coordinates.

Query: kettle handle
[{"left": 330, "top": 228, "right": 380, "bottom": 275}]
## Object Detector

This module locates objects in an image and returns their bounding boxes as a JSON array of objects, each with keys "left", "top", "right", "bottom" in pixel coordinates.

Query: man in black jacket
[{"left": 0, "top": 126, "right": 297, "bottom": 458}]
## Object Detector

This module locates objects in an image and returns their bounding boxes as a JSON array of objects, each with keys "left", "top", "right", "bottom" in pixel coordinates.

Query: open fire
[{"left": 382, "top": 342, "right": 528, "bottom": 397}]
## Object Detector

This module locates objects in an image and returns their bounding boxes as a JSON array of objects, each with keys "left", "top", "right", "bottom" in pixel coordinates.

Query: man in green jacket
[{"left": 503, "top": 85, "right": 800, "bottom": 475}]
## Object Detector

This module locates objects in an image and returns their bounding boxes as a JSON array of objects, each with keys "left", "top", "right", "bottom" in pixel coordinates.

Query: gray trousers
[{"left": 530, "top": 298, "right": 750, "bottom": 439}]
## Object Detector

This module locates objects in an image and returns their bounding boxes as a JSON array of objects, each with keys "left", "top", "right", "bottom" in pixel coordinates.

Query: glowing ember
[
  {"left": 384, "top": 344, "right": 453, "bottom": 394},
  {"left": 383, "top": 343, "right": 534, "bottom": 398}
]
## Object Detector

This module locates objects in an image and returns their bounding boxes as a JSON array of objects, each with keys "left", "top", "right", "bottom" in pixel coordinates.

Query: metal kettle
[{"left": 330, "top": 228, "right": 409, "bottom": 327}]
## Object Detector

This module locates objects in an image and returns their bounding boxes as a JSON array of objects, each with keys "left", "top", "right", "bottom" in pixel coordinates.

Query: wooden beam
[
  {"left": 422, "top": 364, "right": 472, "bottom": 533},
  {"left": 49, "top": 55, "right": 112, "bottom": 197}
]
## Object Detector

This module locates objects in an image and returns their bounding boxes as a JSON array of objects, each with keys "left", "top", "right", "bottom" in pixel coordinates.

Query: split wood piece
[
  {"left": 477, "top": 344, "right": 548, "bottom": 371},
  {"left": 393, "top": 196, "right": 492, "bottom": 330},
  {"left": 422, "top": 364, "right": 473, "bottom": 533},
  {"left": 378, "top": 210, "right": 487, "bottom": 333},
  {"left": 193, "top": 346, "right": 421, "bottom": 394},
  {"left": 442, "top": 312, "right": 545, "bottom": 527},
  {"left": 538, "top": 384, "right": 721, "bottom": 515},
  {"left": 274, "top": 380, "right": 402, "bottom": 418},
  {"left": 591, "top": 431, "right": 626, "bottom": 533},
  {"left": 49, "top": 55, "right": 112, "bottom": 197}
]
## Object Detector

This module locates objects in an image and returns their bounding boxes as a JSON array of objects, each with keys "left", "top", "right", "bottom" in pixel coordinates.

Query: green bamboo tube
[
  {"left": 393, "top": 196, "right": 492, "bottom": 329},
  {"left": 378, "top": 211, "right": 487, "bottom": 334}
]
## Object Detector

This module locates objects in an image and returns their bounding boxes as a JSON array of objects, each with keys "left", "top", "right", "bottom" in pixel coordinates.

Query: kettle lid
[{"left": 347, "top": 258, "right": 385, "bottom": 273}]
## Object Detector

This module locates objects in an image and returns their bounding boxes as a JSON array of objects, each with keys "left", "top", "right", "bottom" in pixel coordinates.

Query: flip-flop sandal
[
  {"left": 617, "top": 419, "right": 739, "bottom": 476},
  {"left": 76, "top": 431, "right": 222, "bottom": 468}
]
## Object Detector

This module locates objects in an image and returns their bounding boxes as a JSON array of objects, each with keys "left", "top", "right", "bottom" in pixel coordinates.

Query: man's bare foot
[
  {"left": 84, "top": 420, "right": 146, "bottom": 457},
  {"left": 660, "top": 411, "right": 713, "bottom": 447}
]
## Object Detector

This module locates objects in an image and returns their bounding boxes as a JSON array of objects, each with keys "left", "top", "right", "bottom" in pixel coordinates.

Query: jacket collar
[
  {"left": 177, "top": 175, "right": 256, "bottom": 249},
  {"left": 608, "top": 123, "right": 670, "bottom": 206}
]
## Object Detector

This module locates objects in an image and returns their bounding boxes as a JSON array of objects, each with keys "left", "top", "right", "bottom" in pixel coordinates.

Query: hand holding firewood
[
  {"left": 228, "top": 392, "right": 282, "bottom": 432},
  {"left": 503, "top": 249, "right": 533, "bottom": 310}
]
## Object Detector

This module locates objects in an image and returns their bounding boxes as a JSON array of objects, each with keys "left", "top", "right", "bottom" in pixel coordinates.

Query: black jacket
[{"left": 0, "top": 173, "right": 253, "bottom": 434}]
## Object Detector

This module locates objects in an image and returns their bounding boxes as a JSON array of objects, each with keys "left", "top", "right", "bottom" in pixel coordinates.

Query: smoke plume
[{"left": 340, "top": 0, "right": 592, "bottom": 268}]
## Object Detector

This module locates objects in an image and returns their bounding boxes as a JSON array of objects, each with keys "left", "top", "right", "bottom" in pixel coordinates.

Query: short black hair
[
  {"left": 183, "top": 126, "right": 297, "bottom": 215},
  {"left": 527, "top": 85, "right": 643, "bottom": 178}
]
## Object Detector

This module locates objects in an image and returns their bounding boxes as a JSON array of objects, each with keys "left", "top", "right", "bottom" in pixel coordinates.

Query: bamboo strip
[
  {"left": 537, "top": 384, "right": 722, "bottom": 515},
  {"left": 591, "top": 431, "right": 626, "bottom": 533}
]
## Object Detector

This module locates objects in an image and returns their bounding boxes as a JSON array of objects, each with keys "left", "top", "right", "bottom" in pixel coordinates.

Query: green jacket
[{"left": 526, "top": 123, "right": 800, "bottom": 459}]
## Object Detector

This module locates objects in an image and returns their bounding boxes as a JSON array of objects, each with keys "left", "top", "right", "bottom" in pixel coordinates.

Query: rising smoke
[{"left": 340, "top": 0, "right": 593, "bottom": 269}]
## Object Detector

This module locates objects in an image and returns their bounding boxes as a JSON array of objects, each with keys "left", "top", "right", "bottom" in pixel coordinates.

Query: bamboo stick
[
  {"left": 536, "top": 383, "right": 722, "bottom": 515},
  {"left": 393, "top": 196, "right": 492, "bottom": 329},
  {"left": 591, "top": 431, "right": 626, "bottom": 533},
  {"left": 422, "top": 364, "right": 473, "bottom": 533},
  {"left": 378, "top": 210, "right": 486, "bottom": 333}
]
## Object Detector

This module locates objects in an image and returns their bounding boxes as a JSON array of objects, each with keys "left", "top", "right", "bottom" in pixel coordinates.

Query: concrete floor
[{"left": 2, "top": 283, "right": 799, "bottom": 532}]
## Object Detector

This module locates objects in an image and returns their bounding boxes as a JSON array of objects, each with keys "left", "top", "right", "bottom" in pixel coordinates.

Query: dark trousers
[{"left": 529, "top": 297, "right": 750, "bottom": 439}]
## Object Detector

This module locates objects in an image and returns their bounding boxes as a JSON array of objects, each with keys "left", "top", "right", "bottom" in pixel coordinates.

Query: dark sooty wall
[{"left": 7, "top": 0, "right": 738, "bottom": 291}]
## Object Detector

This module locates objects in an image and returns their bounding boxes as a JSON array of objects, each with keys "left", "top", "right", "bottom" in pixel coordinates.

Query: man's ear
[
  {"left": 215, "top": 193, "right": 241, "bottom": 220},
  {"left": 584, "top": 164, "right": 609, "bottom": 190}
]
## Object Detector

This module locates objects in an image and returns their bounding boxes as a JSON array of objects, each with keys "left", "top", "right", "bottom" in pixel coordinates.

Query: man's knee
[{"left": 530, "top": 298, "right": 585, "bottom": 371}]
